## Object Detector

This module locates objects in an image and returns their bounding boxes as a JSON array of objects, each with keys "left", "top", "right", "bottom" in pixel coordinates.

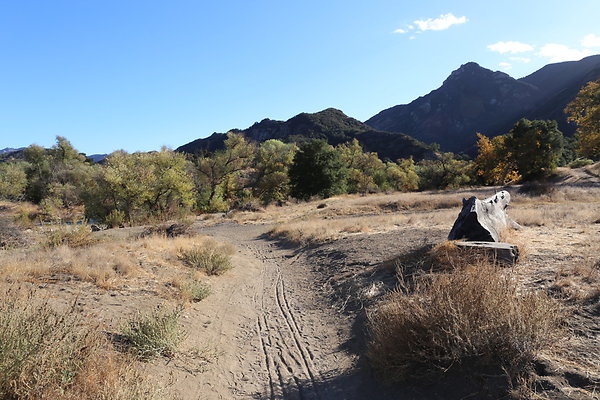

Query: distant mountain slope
[
  {"left": 0, "top": 147, "right": 24, "bottom": 155},
  {"left": 177, "top": 108, "right": 432, "bottom": 161},
  {"left": 0, "top": 148, "right": 25, "bottom": 161},
  {"left": 365, "top": 55, "right": 600, "bottom": 153}
]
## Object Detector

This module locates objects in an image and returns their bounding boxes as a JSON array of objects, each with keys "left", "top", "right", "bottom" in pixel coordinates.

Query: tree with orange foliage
[{"left": 473, "top": 133, "right": 520, "bottom": 185}]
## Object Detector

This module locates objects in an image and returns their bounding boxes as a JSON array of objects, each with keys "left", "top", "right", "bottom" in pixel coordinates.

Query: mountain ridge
[
  {"left": 177, "top": 108, "right": 433, "bottom": 161},
  {"left": 365, "top": 55, "right": 600, "bottom": 153}
]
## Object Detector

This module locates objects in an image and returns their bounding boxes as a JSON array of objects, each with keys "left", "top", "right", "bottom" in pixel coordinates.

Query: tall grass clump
[
  {"left": 178, "top": 246, "right": 232, "bottom": 275},
  {"left": 180, "top": 279, "right": 211, "bottom": 302},
  {"left": 121, "top": 306, "right": 186, "bottom": 360},
  {"left": 367, "top": 262, "right": 563, "bottom": 383},
  {"left": 0, "top": 288, "right": 93, "bottom": 399},
  {"left": 44, "top": 224, "right": 96, "bottom": 248}
]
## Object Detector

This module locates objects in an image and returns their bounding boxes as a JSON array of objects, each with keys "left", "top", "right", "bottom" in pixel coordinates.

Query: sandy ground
[{"left": 1, "top": 181, "right": 599, "bottom": 399}]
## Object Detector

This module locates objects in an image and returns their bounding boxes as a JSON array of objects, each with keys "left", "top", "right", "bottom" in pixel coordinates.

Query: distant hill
[
  {"left": 0, "top": 147, "right": 107, "bottom": 164},
  {"left": 0, "top": 148, "right": 25, "bottom": 162},
  {"left": 0, "top": 147, "right": 24, "bottom": 155},
  {"left": 177, "top": 108, "right": 432, "bottom": 161},
  {"left": 365, "top": 55, "right": 600, "bottom": 153},
  {"left": 87, "top": 154, "right": 107, "bottom": 163}
]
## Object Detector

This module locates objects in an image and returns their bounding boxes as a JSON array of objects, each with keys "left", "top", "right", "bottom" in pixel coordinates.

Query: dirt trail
[{"left": 183, "top": 222, "right": 396, "bottom": 400}]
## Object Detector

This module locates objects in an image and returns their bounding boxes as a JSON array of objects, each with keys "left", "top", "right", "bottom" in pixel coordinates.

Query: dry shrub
[
  {"left": 391, "top": 241, "right": 508, "bottom": 280},
  {"left": 0, "top": 287, "right": 167, "bottom": 399},
  {"left": 367, "top": 262, "right": 563, "bottom": 383},
  {"left": 171, "top": 277, "right": 211, "bottom": 302},
  {"left": 12, "top": 202, "right": 40, "bottom": 228},
  {"left": 178, "top": 246, "right": 232, "bottom": 275},
  {"left": 121, "top": 306, "right": 186, "bottom": 360},
  {"left": 44, "top": 224, "right": 96, "bottom": 248},
  {"left": 0, "top": 288, "right": 92, "bottom": 398},
  {"left": 64, "top": 351, "right": 169, "bottom": 400}
]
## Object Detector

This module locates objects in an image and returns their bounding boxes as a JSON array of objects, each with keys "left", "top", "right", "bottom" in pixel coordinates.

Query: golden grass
[
  {"left": 268, "top": 212, "right": 458, "bottom": 246},
  {"left": 367, "top": 261, "right": 564, "bottom": 384},
  {"left": 509, "top": 202, "right": 600, "bottom": 227}
]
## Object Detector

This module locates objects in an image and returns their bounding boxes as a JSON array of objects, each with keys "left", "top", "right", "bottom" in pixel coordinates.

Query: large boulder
[{"left": 448, "top": 190, "right": 519, "bottom": 242}]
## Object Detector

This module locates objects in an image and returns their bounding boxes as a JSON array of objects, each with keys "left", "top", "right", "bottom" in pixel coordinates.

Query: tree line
[{"left": 0, "top": 78, "right": 598, "bottom": 225}]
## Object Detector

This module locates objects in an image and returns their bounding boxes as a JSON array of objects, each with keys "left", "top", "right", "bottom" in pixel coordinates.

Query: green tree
[
  {"left": 194, "top": 132, "right": 255, "bottom": 211},
  {"left": 23, "top": 136, "right": 94, "bottom": 206},
  {"left": 253, "top": 140, "right": 297, "bottom": 203},
  {"left": 289, "top": 140, "right": 347, "bottom": 200},
  {"left": 416, "top": 152, "right": 473, "bottom": 190},
  {"left": 86, "top": 149, "right": 195, "bottom": 224},
  {"left": 338, "top": 139, "right": 386, "bottom": 193},
  {"left": 0, "top": 162, "right": 28, "bottom": 200},
  {"left": 384, "top": 158, "right": 420, "bottom": 192},
  {"left": 504, "top": 119, "right": 564, "bottom": 180}
]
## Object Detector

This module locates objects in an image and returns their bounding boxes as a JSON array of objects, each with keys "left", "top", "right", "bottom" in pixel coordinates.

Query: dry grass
[
  {"left": 509, "top": 203, "right": 600, "bottom": 227},
  {"left": 367, "top": 261, "right": 564, "bottom": 384},
  {"left": 550, "top": 261, "right": 600, "bottom": 301},
  {"left": 0, "top": 233, "right": 235, "bottom": 290},
  {"left": 0, "top": 286, "right": 168, "bottom": 400},
  {"left": 268, "top": 218, "right": 370, "bottom": 245},
  {"left": 267, "top": 213, "right": 458, "bottom": 246}
]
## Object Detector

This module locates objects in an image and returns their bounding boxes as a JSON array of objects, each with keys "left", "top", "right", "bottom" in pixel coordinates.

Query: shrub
[
  {"left": 121, "top": 306, "right": 186, "bottom": 360},
  {"left": 44, "top": 224, "right": 96, "bottom": 248},
  {"left": 367, "top": 262, "right": 563, "bottom": 383},
  {"left": 0, "top": 288, "right": 93, "bottom": 398},
  {"left": 105, "top": 209, "right": 126, "bottom": 228},
  {"left": 178, "top": 247, "right": 232, "bottom": 275},
  {"left": 180, "top": 280, "right": 211, "bottom": 302},
  {"left": 568, "top": 158, "right": 595, "bottom": 168}
]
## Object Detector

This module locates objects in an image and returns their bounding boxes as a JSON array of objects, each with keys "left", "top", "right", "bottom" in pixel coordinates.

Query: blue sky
[{"left": 1, "top": 0, "right": 599, "bottom": 154}]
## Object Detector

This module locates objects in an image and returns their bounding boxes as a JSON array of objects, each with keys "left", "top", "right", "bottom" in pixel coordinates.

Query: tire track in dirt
[
  {"left": 197, "top": 222, "right": 399, "bottom": 400},
  {"left": 251, "top": 243, "right": 322, "bottom": 400}
]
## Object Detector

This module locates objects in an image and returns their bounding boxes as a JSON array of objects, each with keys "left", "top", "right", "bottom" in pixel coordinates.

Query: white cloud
[
  {"left": 581, "top": 34, "right": 600, "bottom": 48},
  {"left": 499, "top": 62, "right": 512, "bottom": 71},
  {"left": 487, "top": 41, "right": 534, "bottom": 54},
  {"left": 413, "top": 13, "right": 467, "bottom": 32},
  {"left": 509, "top": 56, "right": 532, "bottom": 63},
  {"left": 537, "top": 44, "right": 593, "bottom": 62},
  {"left": 393, "top": 28, "right": 407, "bottom": 34}
]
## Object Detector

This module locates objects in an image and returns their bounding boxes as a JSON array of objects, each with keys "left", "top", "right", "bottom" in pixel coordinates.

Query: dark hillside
[{"left": 177, "top": 108, "right": 432, "bottom": 161}]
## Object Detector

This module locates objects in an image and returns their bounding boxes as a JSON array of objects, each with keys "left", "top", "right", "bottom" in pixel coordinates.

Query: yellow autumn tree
[
  {"left": 565, "top": 79, "right": 600, "bottom": 159},
  {"left": 474, "top": 133, "right": 520, "bottom": 185}
]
